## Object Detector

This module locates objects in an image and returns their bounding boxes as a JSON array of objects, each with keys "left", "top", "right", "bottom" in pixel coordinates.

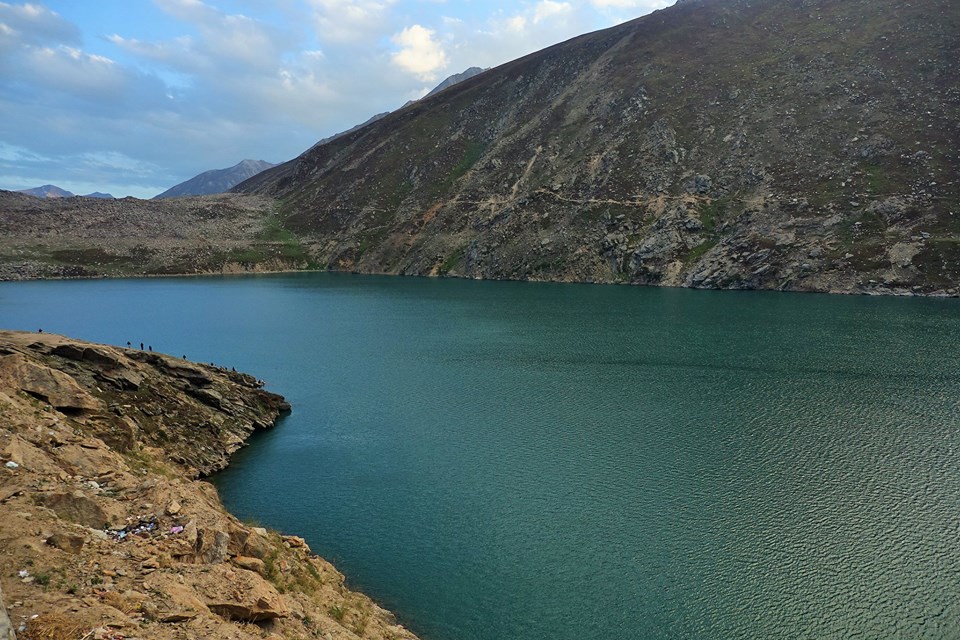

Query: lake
[{"left": 2, "top": 273, "right": 959, "bottom": 639}]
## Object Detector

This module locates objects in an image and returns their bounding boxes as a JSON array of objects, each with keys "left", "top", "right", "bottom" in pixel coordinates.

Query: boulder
[
  {"left": 242, "top": 528, "right": 274, "bottom": 560},
  {"left": 193, "top": 565, "right": 289, "bottom": 622},
  {"left": 685, "top": 174, "right": 713, "bottom": 194},
  {"left": 141, "top": 575, "right": 209, "bottom": 621},
  {"left": 282, "top": 535, "right": 310, "bottom": 551},
  {"left": 50, "top": 344, "right": 86, "bottom": 361},
  {"left": 866, "top": 196, "right": 910, "bottom": 223},
  {"left": 195, "top": 527, "right": 231, "bottom": 564},
  {"left": 82, "top": 414, "right": 139, "bottom": 452},
  {"left": 36, "top": 491, "right": 113, "bottom": 528},
  {"left": 888, "top": 242, "right": 921, "bottom": 268},
  {"left": 46, "top": 531, "right": 86, "bottom": 554},
  {"left": 80, "top": 347, "right": 122, "bottom": 368},
  {"left": 232, "top": 556, "right": 266, "bottom": 575}
]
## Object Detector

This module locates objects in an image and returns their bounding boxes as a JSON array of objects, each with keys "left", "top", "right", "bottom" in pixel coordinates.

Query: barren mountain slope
[
  {"left": 0, "top": 192, "right": 312, "bottom": 280},
  {"left": 238, "top": 0, "right": 960, "bottom": 295}
]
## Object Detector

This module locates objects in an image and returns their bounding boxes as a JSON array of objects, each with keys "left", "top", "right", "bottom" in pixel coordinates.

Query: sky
[{"left": 0, "top": 0, "right": 673, "bottom": 198}]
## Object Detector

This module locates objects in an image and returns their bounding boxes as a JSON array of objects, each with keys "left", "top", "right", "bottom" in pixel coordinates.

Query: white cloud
[
  {"left": 391, "top": 24, "right": 447, "bottom": 81},
  {"left": 0, "top": 141, "right": 50, "bottom": 163},
  {"left": 150, "top": 0, "right": 289, "bottom": 71},
  {"left": 533, "top": 1, "right": 572, "bottom": 24},
  {"left": 80, "top": 151, "right": 161, "bottom": 176},
  {"left": 0, "top": 1, "right": 79, "bottom": 45},
  {"left": 21, "top": 45, "right": 129, "bottom": 97},
  {"left": 108, "top": 34, "right": 201, "bottom": 71},
  {"left": 505, "top": 15, "right": 526, "bottom": 33},
  {"left": 308, "top": 0, "right": 396, "bottom": 43}
]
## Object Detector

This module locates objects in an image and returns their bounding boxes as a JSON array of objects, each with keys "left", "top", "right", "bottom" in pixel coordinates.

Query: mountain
[
  {"left": 310, "top": 112, "right": 391, "bottom": 150},
  {"left": 401, "top": 67, "right": 490, "bottom": 109},
  {"left": 312, "top": 69, "right": 488, "bottom": 150},
  {"left": 18, "top": 185, "right": 73, "bottom": 198},
  {"left": 236, "top": 0, "right": 960, "bottom": 296},
  {"left": 16, "top": 186, "right": 114, "bottom": 199},
  {"left": 155, "top": 159, "right": 275, "bottom": 199},
  {"left": 425, "top": 67, "right": 485, "bottom": 98}
]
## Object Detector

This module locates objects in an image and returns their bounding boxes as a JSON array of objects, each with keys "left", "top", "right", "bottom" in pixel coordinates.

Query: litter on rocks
[
  {"left": 5, "top": 460, "right": 18, "bottom": 468},
  {"left": 105, "top": 516, "right": 159, "bottom": 541}
]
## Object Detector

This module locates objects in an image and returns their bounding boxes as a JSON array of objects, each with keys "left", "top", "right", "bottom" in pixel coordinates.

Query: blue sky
[{"left": 0, "top": 0, "right": 672, "bottom": 198}]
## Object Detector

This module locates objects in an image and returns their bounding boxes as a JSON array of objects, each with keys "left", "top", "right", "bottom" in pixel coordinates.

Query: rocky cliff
[{"left": 0, "top": 331, "right": 418, "bottom": 640}]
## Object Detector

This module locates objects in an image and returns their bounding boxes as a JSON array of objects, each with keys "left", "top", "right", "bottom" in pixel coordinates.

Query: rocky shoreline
[
  {"left": 0, "top": 330, "right": 418, "bottom": 640},
  {"left": 1, "top": 189, "right": 958, "bottom": 299}
]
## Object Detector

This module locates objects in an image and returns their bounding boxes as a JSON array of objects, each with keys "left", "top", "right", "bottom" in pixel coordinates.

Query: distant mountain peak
[
  {"left": 155, "top": 159, "right": 276, "bottom": 199},
  {"left": 425, "top": 67, "right": 486, "bottom": 98},
  {"left": 17, "top": 184, "right": 74, "bottom": 198},
  {"left": 303, "top": 67, "right": 489, "bottom": 157}
]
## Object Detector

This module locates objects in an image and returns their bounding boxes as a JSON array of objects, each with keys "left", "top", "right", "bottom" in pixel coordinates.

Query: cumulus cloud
[
  {"left": 391, "top": 24, "right": 447, "bottom": 80},
  {"left": 533, "top": 1, "right": 573, "bottom": 24}
]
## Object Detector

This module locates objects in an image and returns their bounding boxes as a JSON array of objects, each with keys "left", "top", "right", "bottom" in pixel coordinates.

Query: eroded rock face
[
  {"left": 0, "top": 330, "right": 419, "bottom": 640},
  {"left": 0, "top": 353, "right": 99, "bottom": 413}
]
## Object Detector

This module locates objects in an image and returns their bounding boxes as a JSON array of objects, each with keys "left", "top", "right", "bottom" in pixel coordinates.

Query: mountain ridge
[
  {"left": 16, "top": 185, "right": 116, "bottom": 199},
  {"left": 155, "top": 159, "right": 276, "bottom": 199},
  {"left": 311, "top": 68, "right": 491, "bottom": 151},
  {"left": 235, "top": 0, "right": 960, "bottom": 295}
]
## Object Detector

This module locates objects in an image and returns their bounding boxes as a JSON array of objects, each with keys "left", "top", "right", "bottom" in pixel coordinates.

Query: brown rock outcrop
[
  {"left": 196, "top": 565, "right": 289, "bottom": 621},
  {"left": 0, "top": 330, "right": 418, "bottom": 640},
  {"left": 0, "top": 353, "right": 99, "bottom": 413}
]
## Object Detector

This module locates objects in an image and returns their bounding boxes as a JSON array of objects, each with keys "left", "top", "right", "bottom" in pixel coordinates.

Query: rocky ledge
[{"left": 0, "top": 330, "right": 418, "bottom": 640}]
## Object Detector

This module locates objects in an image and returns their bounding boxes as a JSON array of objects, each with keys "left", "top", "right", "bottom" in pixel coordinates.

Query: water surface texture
[{"left": 3, "top": 274, "right": 959, "bottom": 639}]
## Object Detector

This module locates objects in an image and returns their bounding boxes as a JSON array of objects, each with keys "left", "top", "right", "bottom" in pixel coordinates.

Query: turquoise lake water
[{"left": 2, "top": 273, "right": 960, "bottom": 639}]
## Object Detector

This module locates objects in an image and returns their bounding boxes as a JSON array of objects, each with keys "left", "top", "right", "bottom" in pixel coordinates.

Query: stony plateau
[{"left": 0, "top": 330, "right": 418, "bottom": 640}]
